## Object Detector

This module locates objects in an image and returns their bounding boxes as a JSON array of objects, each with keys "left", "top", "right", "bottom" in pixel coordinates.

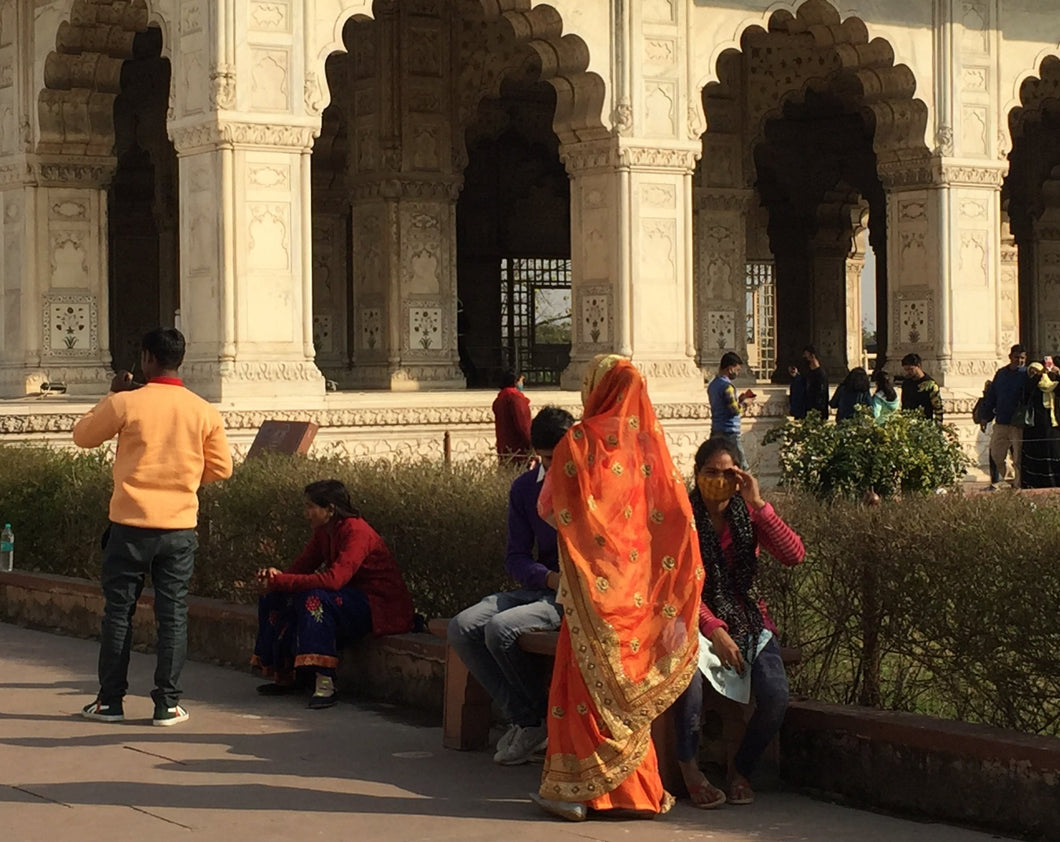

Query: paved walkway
[{"left": 0, "top": 623, "right": 1011, "bottom": 842}]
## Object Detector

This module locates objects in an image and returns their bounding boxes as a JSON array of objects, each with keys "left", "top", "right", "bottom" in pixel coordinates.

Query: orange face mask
[{"left": 697, "top": 473, "right": 737, "bottom": 503}]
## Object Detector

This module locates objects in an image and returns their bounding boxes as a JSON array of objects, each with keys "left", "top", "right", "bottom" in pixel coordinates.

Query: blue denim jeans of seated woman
[{"left": 671, "top": 637, "right": 790, "bottom": 777}]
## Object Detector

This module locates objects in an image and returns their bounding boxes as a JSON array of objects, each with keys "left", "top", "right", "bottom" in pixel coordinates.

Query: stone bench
[{"left": 429, "top": 614, "right": 800, "bottom": 790}]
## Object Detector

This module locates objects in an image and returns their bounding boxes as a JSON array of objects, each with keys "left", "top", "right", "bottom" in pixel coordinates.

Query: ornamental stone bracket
[
  {"left": 0, "top": 156, "right": 119, "bottom": 189},
  {"left": 169, "top": 121, "right": 321, "bottom": 155},
  {"left": 559, "top": 138, "right": 701, "bottom": 175},
  {"left": 878, "top": 156, "right": 1007, "bottom": 191}
]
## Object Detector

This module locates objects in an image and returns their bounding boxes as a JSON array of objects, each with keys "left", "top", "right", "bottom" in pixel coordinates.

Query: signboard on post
[{"left": 247, "top": 420, "right": 318, "bottom": 459}]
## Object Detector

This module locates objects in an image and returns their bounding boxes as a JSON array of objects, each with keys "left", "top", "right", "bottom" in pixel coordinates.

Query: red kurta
[
  {"left": 269, "top": 517, "right": 415, "bottom": 636},
  {"left": 492, "top": 386, "right": 532, "bottom": 458}
]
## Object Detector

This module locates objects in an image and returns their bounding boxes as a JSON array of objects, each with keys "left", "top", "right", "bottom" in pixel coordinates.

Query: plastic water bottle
[{"left": 0, "top": 524, "right": 13, "bottom": 572}]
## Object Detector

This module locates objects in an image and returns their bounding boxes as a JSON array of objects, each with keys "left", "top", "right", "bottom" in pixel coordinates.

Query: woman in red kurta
[
  {"left": 493, "top": 371, "right": 532, "bottom": 464},
  {"left": 251, "top": 480, "right": 415, "bottom": 708}
]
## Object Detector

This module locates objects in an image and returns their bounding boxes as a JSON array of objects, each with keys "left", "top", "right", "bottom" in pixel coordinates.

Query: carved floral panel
[
  {"left": 313, "top": 314, "right": 333, "bottom": 354},
  {"left": 705, "top": 309, "right": 735, "bottom": 351},
  {"left": 409, "top": 306, "right": 442, "bottom": 351},
  {"left": 580, "top": 290, "right": 610, "bottom": 345},
  {"left": 44, "top": 294, "right": 97, "bottom": 356},
  {"left": 360, "top": 307, "right": 382, "bottom": 351},
  {"left": 899, "top": 298, "right": 930, "bottom": 345}
]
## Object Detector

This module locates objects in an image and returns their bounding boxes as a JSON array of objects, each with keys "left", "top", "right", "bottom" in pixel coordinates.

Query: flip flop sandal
[
  {"left": 688, "top": 781, "right": 726, "bottom": 809},
  {"left": 728, "top": 781, "right": 755, "bottom": 805}
]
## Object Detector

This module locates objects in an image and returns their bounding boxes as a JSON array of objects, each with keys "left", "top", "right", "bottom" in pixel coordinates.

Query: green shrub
[
  {"left": 4, "top": 444, "right": 1059, "bottom": 737},
  {"left": 195, "top": 453, "right": 517, "bottom": 617},
  {"left": 760, "top": 491, "right": 1060, "bottom": 736},
  {"left": 0, "top": 446, "right": 112, "bottom": 579},
  {"left": 763, "top": 409, "right": 972, "bottom": 500}
]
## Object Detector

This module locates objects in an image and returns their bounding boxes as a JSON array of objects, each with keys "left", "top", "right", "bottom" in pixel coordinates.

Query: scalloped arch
[
  {"left": 315, "top": 0, "right": 607, "bottom": 145},
  {"left": 36, "top": 0, "right": 174, "bottom": 157},
  {"left": 1008, "top": 52, "right": 1060, "bottom": 147},
  {"left": 696, "top": 0, "right": 929, "bottom": 165}
]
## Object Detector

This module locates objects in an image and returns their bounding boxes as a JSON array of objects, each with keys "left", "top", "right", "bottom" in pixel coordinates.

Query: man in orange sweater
[{"left": 73, "top": 328, "right": 233, "bottom": 726}]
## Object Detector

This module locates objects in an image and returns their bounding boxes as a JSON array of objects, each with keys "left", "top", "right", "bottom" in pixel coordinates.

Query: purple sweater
[{"left": 505, "top": 466, "right": 559, "bottom": 589}]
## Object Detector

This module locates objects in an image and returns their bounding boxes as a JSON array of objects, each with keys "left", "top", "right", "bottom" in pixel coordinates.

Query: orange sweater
[{"left": 72, "top": 379, "right": 233, "bottom": 529}]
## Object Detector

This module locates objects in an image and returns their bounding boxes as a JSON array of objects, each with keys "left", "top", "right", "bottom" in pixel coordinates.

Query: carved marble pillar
[
  {"left": 1031, "top": 206, "right": 1060, "bottom": 356},
  {"left": 881, "top": 160, "right": 1006, "bottom": 386},
  {"left": 998, "top": 215, "right": 1020, "bottom": 355},
  {"left": 0, "top": 162, "right": 116, "bottom": 395},
  {"left": 809, "top": 247, "right": 849, "bottom": 376},
  {"left": 338, "top": 5, "right": 464, "bottom": 390},
  {"left": 694, "top": 188, "right": 752, "bottom": 373},
  {"left": 845, "top": 251, "right": 866, "bottom": 371},
  {"left": 812, "top": 196, "right": 868, "bottom": 375},
  {"left": 170, "top": 126, "right": 324, "bottom": 401},
  {"left": 889, "top": 0, "right": 1005, "bottom": 385},
  {"left": 161, "top": 0, "right": 325, "bottom": 401},
  {"left": 559, "top": 139, "right": 703, "bottom": 394},
  {"left": 311, "top": 204, "right": 350, "bottom": 384},
  {"left": 559, "top": 140, "right": 621, "bottom": 389}
]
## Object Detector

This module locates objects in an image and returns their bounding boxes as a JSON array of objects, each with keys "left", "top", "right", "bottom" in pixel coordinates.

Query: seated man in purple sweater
[{"left": 448, "top": 406, "right": 574, "bottom": 766}]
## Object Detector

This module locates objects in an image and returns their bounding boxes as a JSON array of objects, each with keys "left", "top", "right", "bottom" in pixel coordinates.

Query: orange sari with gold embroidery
[{"left": 537, "top": 356, "right": 702, "bottom": 812}]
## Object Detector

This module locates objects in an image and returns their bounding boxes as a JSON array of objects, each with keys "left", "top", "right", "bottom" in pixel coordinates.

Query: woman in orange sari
[{"left": 530, "top": 354, "right": 702, "bottom": 822}]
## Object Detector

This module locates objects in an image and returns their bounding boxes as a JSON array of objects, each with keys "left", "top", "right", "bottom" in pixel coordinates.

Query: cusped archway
[{"left": 693, "top": 0, "right": 929, "bottom": 380}]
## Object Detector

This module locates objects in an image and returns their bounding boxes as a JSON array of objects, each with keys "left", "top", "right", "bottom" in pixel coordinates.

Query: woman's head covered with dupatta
[{"left": 547, "top": 355, "right": 701, "bottom": 733}]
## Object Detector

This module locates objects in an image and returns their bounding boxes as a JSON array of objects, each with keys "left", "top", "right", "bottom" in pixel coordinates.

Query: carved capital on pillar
[
  {"left": 29, "top": 155, "right": 116, "bottom": 188},
  {"left": 617, "top": 142, "right": 701, "bottom": 173},
  {"left": 931, "top": 160, "right": 1006, "bottom": 188},
  {"left": 559, "top": 139, "right": 618, "bottom": 174},
  {"left": 877, "top": 155, "right": 935, "bottom": 190},
  {"left": 0, "top": 160, "right": 33, "bottom": 188},
  {"left": 170, "top": 121, "right": 320, "bottom": 155},
  {"left": 348, "top": 177, "right": 463, "bottom": 202},
  {"left": 694, "top": 187, "right": 755, "bottom": 213},
  {"left": 879, "top": 155, "right": 1007, "bottom": 190}
]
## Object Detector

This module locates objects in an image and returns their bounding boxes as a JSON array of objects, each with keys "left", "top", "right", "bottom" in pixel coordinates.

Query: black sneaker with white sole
[
  {"left": 81, "top": 699, "right": 124, "bottom": 722},
  {"left": 152, "top": 703, "right": 190, "bottom": 726}
]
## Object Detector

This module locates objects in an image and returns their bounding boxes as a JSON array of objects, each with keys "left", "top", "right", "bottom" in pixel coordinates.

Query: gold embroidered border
[
  {"left": 558, "top": 542, "right": 698, "bottom": 742},
  {"left": 540, "top": 721, "right": 653, "bottom": 802}
]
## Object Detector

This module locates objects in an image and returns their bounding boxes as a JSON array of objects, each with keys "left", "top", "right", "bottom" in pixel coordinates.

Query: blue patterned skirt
[{"left": 251, "top": 586, "right": 372, "bottom": 679}]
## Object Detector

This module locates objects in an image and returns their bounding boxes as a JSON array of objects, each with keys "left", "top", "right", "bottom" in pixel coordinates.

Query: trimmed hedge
[{"left": 3, "top": 445, "right": 1059, "bottom": 737}]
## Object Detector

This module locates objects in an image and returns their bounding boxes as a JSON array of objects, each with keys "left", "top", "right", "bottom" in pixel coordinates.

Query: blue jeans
[
  {"left": 448, "top": 588, "right": 561, "bottom": 727},
  {"left": 710, "top": 430, "right": 747, "bottom": 469},
  {"left": 671, "top": 637, "right": 790, "bottom": 777},
  {"left": 97, "top": 523, "right": 197, "bottom": 708}
]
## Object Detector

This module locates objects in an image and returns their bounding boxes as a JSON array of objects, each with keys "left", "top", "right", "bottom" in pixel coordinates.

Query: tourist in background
[
  {"left": 708, "top": 351, "right": 754, "bottom": 468},
  {"left": 802, "top": 345, "right": 829, "bottom": 419},
  {"left": 670, "top": 437, "right": 805, "bottom": 808},
  {"left": 253, "top": 480, "right": 415, "bottom": 708},
  {"left": 448, "top": 406, "right": 575, "bottom": 766},
  {"left": 829, "top": 367, "right": 873, "bottom": 422},
  {"left": 74, "top": 327, "right": 233, "bottom": 727},
  {"left": 1019, "top": 361, "right": 1060, "bottom": 489},
  {"left": 980, "top": 344, "right": 1027, "bottom": 490},
  {"left": 531, "top": 355, "right": 700, "bottom": 822},
  {"left": 871, "top": 369, "right": 900, "bottom": 423},
  {"left": 493, "top": 370, "right": 532, "bottom": 465},
  {"left": 900, "top": 353, "right": 944, "bottom": 422}
]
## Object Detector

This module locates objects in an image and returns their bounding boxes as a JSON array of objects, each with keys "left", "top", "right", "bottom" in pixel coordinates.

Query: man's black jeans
[{"left": 98, "top": 523, "right": 198, "bottom": 708}]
